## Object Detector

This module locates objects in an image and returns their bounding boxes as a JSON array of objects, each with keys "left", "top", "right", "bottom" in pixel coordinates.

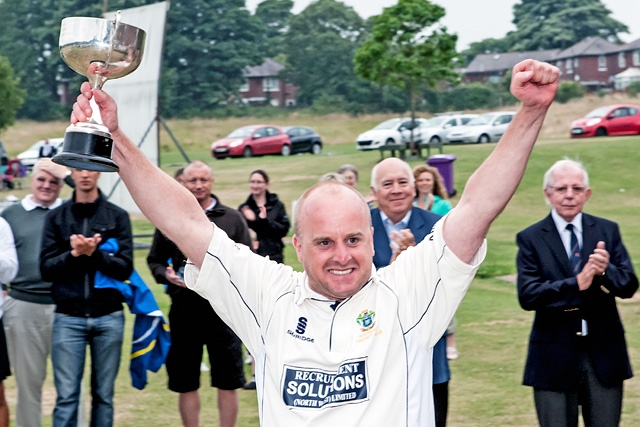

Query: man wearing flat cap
[{"left": 0, "top": 158, "right": 68, "bottom": 427}]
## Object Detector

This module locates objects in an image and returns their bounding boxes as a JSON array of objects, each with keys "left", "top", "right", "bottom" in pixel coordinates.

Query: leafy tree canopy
[
  {"left": 354, "top": 0, "right": 459, "bottom": 125},
  {"left": 280, "top": 0, "right": 370, "bottom": 108},
  {"left": 0, "top": 56, "right": 25, "bottom": 132},
  {"left": 255, "top": 0, "right": 294, "bottom": 58},
  {"left": 510, "top": 0, "right": 629, "bottom": 51}
]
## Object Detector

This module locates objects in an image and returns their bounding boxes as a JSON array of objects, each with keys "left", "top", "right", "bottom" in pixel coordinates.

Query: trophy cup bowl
[{"left": 53, "top": 12, "right": 146, "bottom": 172}]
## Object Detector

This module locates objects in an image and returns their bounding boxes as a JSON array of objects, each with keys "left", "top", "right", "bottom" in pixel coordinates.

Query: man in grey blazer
[{"left": 516, "top": 159, "right": 637, "bottom": 427}]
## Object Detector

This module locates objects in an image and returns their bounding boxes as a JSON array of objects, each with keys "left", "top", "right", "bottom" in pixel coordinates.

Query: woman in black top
[{"left": 239, "top": 170, "right": 290, "bottom": 264}]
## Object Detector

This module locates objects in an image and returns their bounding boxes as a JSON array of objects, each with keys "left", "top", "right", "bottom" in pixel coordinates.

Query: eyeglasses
[
  {"left": 548, "top": 185, "right": 587, "bottom": 195},
  {"left": 35, "top": 176, "right": 62, "bottom": 187},
  {"left": 249, "top": 180, "right": 266, "bottom": 184}
]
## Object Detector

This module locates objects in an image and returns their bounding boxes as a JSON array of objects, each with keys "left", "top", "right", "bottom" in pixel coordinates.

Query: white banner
[{"left": 99, "top": 1, "right": 170, "bottom": 214}]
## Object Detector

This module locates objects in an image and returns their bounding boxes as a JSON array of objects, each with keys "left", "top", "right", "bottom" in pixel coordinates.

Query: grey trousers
[{"left": 3, "top": 297, "right": 55, "bottom": 427}]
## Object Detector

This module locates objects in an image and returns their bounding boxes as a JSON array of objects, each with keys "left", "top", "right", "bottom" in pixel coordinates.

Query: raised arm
[
  {"left": 71, "top": 82, "right": 213, "bottom": 268},
  {"left": 443, "top": 59, "right": 559, "bottom": 263}
]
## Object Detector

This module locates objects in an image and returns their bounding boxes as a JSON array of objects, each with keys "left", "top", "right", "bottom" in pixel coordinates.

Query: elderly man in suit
[
  {"left": 369, "top": 157, "right": 449, "bottom": 427},
  {"left": 516, "top": 159, "right": 638, "bottom": 427}
]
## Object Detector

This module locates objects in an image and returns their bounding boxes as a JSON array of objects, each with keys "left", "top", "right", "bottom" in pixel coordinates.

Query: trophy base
[{"left": 52, "top": 126, "right": 119, "bottom": 173}]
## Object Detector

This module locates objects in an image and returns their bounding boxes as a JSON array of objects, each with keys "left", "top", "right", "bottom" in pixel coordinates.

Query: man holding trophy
[{"left": 67, "top": 56, "right": 560, "bottom": 426}]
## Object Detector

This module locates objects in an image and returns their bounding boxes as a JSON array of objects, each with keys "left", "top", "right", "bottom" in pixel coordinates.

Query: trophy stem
[{"left": 88, "top": 97, "right": 103, "bottom": 126}]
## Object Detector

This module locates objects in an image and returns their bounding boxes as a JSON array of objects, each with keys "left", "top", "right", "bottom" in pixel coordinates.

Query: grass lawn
[{"left": 2, "top": 108, "right": 640, "bottom": 425}]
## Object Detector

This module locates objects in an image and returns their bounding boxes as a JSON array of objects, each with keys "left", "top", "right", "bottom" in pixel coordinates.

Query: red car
[
  {"left": 570, "top": 104, "right": 640, "bottom": 138},
  {"left": 211, "top": 124, "right": 292, "bottom": 159}
]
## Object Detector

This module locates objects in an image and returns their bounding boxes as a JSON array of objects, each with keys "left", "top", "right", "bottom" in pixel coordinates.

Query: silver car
[
  {"left": 418, "top": 114, "right": 478, "bottom": 144},
  {"left": 446, "top": 112, "right": 516, "bottom": 144}
]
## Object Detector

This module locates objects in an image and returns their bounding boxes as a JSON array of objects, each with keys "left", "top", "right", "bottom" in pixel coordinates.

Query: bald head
[
  {"left": 294, "top": 181, "right": 369, "bottom": 237},
  {"left": 292, "top": 181, "right": 374, "bottom": 300},
  {"left": 371, "top": 157, "right": 414, "bottom": 190}
]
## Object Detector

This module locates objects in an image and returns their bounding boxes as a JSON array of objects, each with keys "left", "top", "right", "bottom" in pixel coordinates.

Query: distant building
[
  {"left": 463, "top": 50, "right": 560, "bottom": 84},
  {"left": 240, "top": 58, "right": 298, "bottom": 107},
  {"left": 461, "top": 36, "right": 640, "bottom": 91}
]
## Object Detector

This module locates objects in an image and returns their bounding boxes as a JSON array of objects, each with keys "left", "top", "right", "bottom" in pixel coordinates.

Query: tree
[
  {"left": 161, "top": 0, "right": 265, "bottom": 117},
  {"left": 255, "top": 0, "right": 294, "bottom": 58},
  {"left": 0, "top": 56, "right": 25, "bottom": 132},
  {"left": 353, "top": 0, "right": 459, "bottom": 148},
  {"left": 509, "top": 0, "right": 629, "bottom": 51},
  {"left": 0, "top": 0, "right": 104, "bottom": 120},
  {"left": 281, "top": 0, "right": 377, "bottom": 110}
]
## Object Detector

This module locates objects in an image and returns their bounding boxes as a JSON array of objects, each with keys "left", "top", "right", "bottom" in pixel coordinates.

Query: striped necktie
[{"left": 566, "top": 224, "right": 581, "bottom": 274}]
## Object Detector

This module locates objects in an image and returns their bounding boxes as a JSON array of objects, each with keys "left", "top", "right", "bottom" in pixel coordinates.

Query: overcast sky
[{"left": 246, "top": 0, "right": 640, "bottom": 51}]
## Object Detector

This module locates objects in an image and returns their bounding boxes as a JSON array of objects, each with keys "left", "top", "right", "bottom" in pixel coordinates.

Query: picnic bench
[
  {"left": 377, "top": 143, "right": 407, "bottom": 160},
  {"left": 377, "top": 140, "right": 444, "bottom": 161}
]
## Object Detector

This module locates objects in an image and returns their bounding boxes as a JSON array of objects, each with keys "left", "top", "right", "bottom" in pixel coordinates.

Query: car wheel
[
  {"left": 281, "top": 144, "right": 291, "bottom": 156},
  {"left": 595, "top": 127, "right": 607, "bottom": 137},
  {"left": 311, "top": 143, "right": 322, "bottom": 155},
  {"left": 429, "top": 136, "right": 441, "bottom": 144},
  {"left": 478, "top": 134, "right": 490, "bottom": 143},
  {"left": 242, "top": 147, "right": 252, "bottom": 158}
]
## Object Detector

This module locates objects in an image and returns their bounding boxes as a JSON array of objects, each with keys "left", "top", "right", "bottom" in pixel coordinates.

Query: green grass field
[{"left": 2, "top": 115, "right": 640, "bottom": 426}]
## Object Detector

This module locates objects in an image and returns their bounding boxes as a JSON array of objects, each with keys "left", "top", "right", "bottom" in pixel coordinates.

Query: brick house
[
  {"left": 461, "top": 36, "right": 640, "bottom": 91},
  {"left": 463, "top": 49, "right": 560, "bottom": 84},
  {"left": 240, "top": 58, "right": 298, "bottom": 107},
  {"left": 553, "top": 37, "right": 624, "bottom": 89}
]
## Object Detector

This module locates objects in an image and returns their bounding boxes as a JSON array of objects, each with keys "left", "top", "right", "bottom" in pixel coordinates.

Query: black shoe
[{"left": 243, "top": 380, "right": 256, "bottom": 390}]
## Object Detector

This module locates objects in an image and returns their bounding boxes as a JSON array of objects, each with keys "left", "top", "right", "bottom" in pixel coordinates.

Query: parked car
[
  {"left": 282, "top": 126, "right": 323, "bottom": 155},
  {"left": 356, "top": 117, "right": 427, "bottom": 151},
  {"left": 17, "top": 137, "right": 65, "bottom": 168},
  {"left": 570, "top": 104, "right": 640, "bottom": 138},
  {"left": 211, "top": 125, "right": 291, "bottom": 159},
  {"left": 446, "top": 112, "right": 516, "bottom": 144},
  {"left": 418, "top": 114, "right": 478, "bottom": 144}
]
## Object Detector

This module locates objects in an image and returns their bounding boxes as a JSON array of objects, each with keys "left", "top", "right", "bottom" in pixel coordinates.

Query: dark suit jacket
[
  {"left": 516, "top": 212, "right": 638, "bottom": 389},
  {"left": 371, "top": 206, "right": 441, "bottom": 269},
  {"left": 371, "top": 206, "right": 449, "bottom": 383}
]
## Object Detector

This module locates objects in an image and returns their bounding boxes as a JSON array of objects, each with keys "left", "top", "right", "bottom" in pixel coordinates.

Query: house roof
[
  {"left": 555, "top": 37, "right": 619, "bottom": 59},
  {"left": 243, "top": 58, "right": 284, "bottom": 78},
  {"left": 614, "top": 37, "right": 640, "bottom": 53},
  {"left": 464, "top": 49, "right": 560, "bottom": 74}
]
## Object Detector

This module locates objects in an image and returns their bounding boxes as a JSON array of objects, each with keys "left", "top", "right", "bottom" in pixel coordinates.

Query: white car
[
  {"left": 418, "top": 114, "right": 479, "bottom": 144},
  {"left": 17, "top": 138, "right": 65, "bottom": 168},
  {"left": 445, "top": 112, "right": 516, "bottom": 144},
  {"left": 356, "top": 117, "right": 427, "bottom": 150}
]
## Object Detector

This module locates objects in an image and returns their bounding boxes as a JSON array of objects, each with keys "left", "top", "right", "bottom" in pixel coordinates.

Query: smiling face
[
  {"left": 415, "top": 171, "right": 435, "bottom": 196},
  {"left": 544, "top": 165, "right": 591, "bottom": 222},
  {"left": 30, "top": 169, "right": 63, "bottom": 206},
  {"left": 249, "top": 172, "right": 268, "bottom": 197},
  {"left": 293, "top": 183, "right": 374, "bottom": 301},
  {"left": 371, "top": 158, "right": 415, "bottom": 223},
  {"left": 183, "top": 163, "right": 214, "bottom": 205}
]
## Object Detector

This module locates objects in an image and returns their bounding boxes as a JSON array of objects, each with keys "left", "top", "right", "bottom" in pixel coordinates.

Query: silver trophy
[{"left": 53, "top": 11, "right": 146, "bottom": 172}]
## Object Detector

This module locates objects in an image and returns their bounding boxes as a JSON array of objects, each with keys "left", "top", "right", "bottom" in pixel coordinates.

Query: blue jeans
[{"left": 52, "top": 311, "right": 124, "bottom": 427}]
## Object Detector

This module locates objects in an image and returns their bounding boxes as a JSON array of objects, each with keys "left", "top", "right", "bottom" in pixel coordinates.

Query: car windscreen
[
  {"left": 466, "top": 114, "right": 493, "bottom": 126},
  {"left": 227, "top": 127, "right": 256, "bottom": 138},
  {"left": 373, "top": 119, "right": 402, "bottom": 130},
  {"left": 423, "top": 117, "right": 448, "bottom": 127},
  {"left": 585, "top": 106, "right": 611, "bottom": 119}
]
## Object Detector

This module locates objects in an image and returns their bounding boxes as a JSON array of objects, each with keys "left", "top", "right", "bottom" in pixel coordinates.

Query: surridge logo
[
  {"left": 356, "top": 309, "right": 376, "bottom": 331},
  {"left": 287, "top": 317, "right": 314, "bottom": 343},
  {"left": 295, "top": 317, "right": 307, "bottom": 334}
]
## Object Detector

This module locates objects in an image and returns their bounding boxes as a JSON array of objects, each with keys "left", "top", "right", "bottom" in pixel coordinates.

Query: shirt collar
[
  {"left": 380, "top": 209, "right": 412, "bottom": 237},
  {"left": 551, "top": 209, "right": 583, "bottom": 235},
  {"left": 21, "top": 195, "right": 62, "bottom": 212},
  {"left": 203, "top": 196, "right": 217, "bottom": 212}
]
